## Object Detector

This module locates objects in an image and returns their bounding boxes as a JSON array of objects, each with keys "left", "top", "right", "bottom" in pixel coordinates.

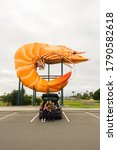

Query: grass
[
  {"left": 63, "top": 99, "right": 100, "bottom": 108},
  {"left": 0, "top": 101, "right": 8, "bottom": 106},
  {"left": 0, "top": 99, "right": 100, "bottom": 108}
]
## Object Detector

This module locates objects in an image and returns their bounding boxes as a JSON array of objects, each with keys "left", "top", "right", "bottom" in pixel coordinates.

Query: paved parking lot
[{"left": 0, "top": 110, "right": 100, "bottom": 150}]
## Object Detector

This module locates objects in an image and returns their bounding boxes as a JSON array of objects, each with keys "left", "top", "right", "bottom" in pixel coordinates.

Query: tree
[
  {"left": 77, "top": 93, "right": 82, "bottom": 100},
  {"left": 82, "top": 92, "right": 89, "bottom": 100},
  {"left": 89, "top": 92, "right": 94, "bottom": 99},
  {"left": 10, "top": 90, "right": 19, "bottom": 105},
  {"left": 1, "top": 89, "right": 42, "bottom": 106},
  {"left": 23, "top": 94, "right": 32, "bottom": 105},
  {"left": 93, "top": 89, "right": 100, "bottom": 100},
  {"left": 1, "top": 90, "right": 18, "bottom": 105},
  {"left": 1, "top": 94, "right": 11, "bottom": 105},
  {"left": 1, "top": 89, "right": 33, "bottom": 106},
  {"left": 72, "top": 91, "right": 75, "bottom": 96},
  {"left": 36, "top": 97, "right": 42, "bottom": 105}
]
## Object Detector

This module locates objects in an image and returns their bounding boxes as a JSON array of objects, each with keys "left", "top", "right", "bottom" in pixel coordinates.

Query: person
[
  {"left": 48, "top": 101, "right": 55, "bottom": 121},
  {"left": 41, "top": 101, "right": 51, "bottom": 122},
  {"left": 54, "top": 102, "right": 58, "bottom": 109}
]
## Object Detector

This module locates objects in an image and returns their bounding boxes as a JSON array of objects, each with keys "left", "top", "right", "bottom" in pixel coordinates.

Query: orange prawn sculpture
[{"left": 14, "top": 43, "right": 88, "bottom": 92}]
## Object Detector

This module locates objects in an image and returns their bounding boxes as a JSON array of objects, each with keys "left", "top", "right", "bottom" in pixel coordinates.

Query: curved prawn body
[{"left": 14, "top": 43, "right": 88, "bottom": 92}]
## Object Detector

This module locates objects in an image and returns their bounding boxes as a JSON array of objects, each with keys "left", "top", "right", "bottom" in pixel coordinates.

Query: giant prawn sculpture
[{"left": 14, "top": 43, "right": 88, "bottom": 92}]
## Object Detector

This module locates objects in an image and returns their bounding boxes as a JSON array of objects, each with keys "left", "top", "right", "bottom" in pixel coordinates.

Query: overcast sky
[{"left": 0, "top": 0, "right": 99, "bottom": 96}]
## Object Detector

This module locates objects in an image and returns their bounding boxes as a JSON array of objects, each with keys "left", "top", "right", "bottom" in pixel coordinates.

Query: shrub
[
  {"left": 23, "top": 95, "right": 32, "bottom": 105},
  {"left": 35, "top": 97, "right": 42, "bottom": 105},
  {"left": 93, "top": 89, "right": 100, "bottom": 100}
]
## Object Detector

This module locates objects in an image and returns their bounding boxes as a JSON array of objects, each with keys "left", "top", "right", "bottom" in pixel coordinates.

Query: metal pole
[
  {"left": 47, "top": 63, "right": 50, "bottom": 93},
  {"left": 61, "top": 62, "right": 64, "bottom": 106},
  {"left": 32, "top": 89, "right": 34, "bottom": 106},
  {"left": 35, "top": 91, "right": 36, "bottom": 105},
  {"left": 21, "top": 83, "right": 23, "bottom": 106},
  {"left": 18, "top": 78, "right": 21, "bottom": 106},
  {"left": 48, "top": 63, "right": 50, "bottom": 81},
  {"left": 33, "top": 88, "right": 36, "bottom": 106},
  {"left": 33, "top": 89, "right": 35, "bottom": 106}
]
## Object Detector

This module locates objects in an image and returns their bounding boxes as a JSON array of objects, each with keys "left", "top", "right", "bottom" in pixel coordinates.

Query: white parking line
[
  {"left": 62, "top": 111, "right": 70, "bottom": 122},
  {"left": 86, "top": 112, "right": 100, "bottom": 120},
  {"left": 30, "top": 113, "right": 39, "bottom": 123},
  {"left": 0, "top": 112, "right": 17, "bottom": 121}
]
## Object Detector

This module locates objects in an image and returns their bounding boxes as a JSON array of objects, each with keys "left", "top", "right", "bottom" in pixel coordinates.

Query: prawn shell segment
[{"left": 14, "top": 43, "right": 72, "bottom": 92}]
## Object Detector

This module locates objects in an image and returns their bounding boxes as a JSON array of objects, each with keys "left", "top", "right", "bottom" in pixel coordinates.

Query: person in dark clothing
[
  {"left": 48, "top": 101, "right": 55, "bottom": 121},
  {"left": 41, "top": 101, "right": 51, "bottom": 122}
]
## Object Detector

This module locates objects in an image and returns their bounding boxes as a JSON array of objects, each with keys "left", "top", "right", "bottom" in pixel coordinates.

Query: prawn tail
[{"left": 48, "top": 71, "right": 71, "bottom": 87}]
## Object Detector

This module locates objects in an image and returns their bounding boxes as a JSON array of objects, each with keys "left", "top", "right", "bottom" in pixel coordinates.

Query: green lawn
[
  {"left": 0, "top": 101, "right": 8, "bottom": 106},
  {"left": 63, "top": 99, "right": 100, "bottom": 108},
  {"left": 0, "top": 99, "right": 100, "bottom": 108}
]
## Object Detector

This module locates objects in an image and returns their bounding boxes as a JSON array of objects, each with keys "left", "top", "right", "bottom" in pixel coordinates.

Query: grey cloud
[{"left": 0, "top": 0, "right": 99, "bottom": 95}]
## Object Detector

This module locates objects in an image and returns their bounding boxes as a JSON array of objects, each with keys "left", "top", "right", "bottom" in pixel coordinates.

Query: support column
[
  {"left": 48, "top": 63, "right": 50, "bottom": 81},
  {"left": 33, "top": 89, "right": 36, "bottom": 106},
  {"left": 47, "top": 63, "right": 50, "bottom": 93},
  {"left": 21, "top": 83, "right": 23, "bottom": 106},
  {"left": 18, "top": 78, "right": 21, "bottom": 106},
  {"left": 61, "top": 62, "right": 64, "bottom": 106}
]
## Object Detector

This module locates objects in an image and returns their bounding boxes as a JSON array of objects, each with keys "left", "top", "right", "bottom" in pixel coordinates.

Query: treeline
[
  {"left": 0, "top": 88, "right": 100, "bottom": 106},
  {"left": 0, "top": 89, "right": 42, "bottom": 106},
  {"left": 70, "top": 89, "right": 100, "bottom": 100}
]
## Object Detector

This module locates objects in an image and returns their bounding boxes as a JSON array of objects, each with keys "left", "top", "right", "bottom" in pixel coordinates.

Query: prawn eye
[{"left": 73, "top": 51, "right": 76, "bottom": 54}]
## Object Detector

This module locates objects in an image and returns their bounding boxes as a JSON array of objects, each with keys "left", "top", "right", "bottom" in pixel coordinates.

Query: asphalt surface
[{"left": 0, "top": 111, "right": 100, "bottom": 150}]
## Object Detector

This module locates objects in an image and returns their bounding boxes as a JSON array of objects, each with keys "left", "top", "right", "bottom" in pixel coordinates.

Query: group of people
[{"left": 41, "top": 101, "right": 56, "bottom": 122}]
